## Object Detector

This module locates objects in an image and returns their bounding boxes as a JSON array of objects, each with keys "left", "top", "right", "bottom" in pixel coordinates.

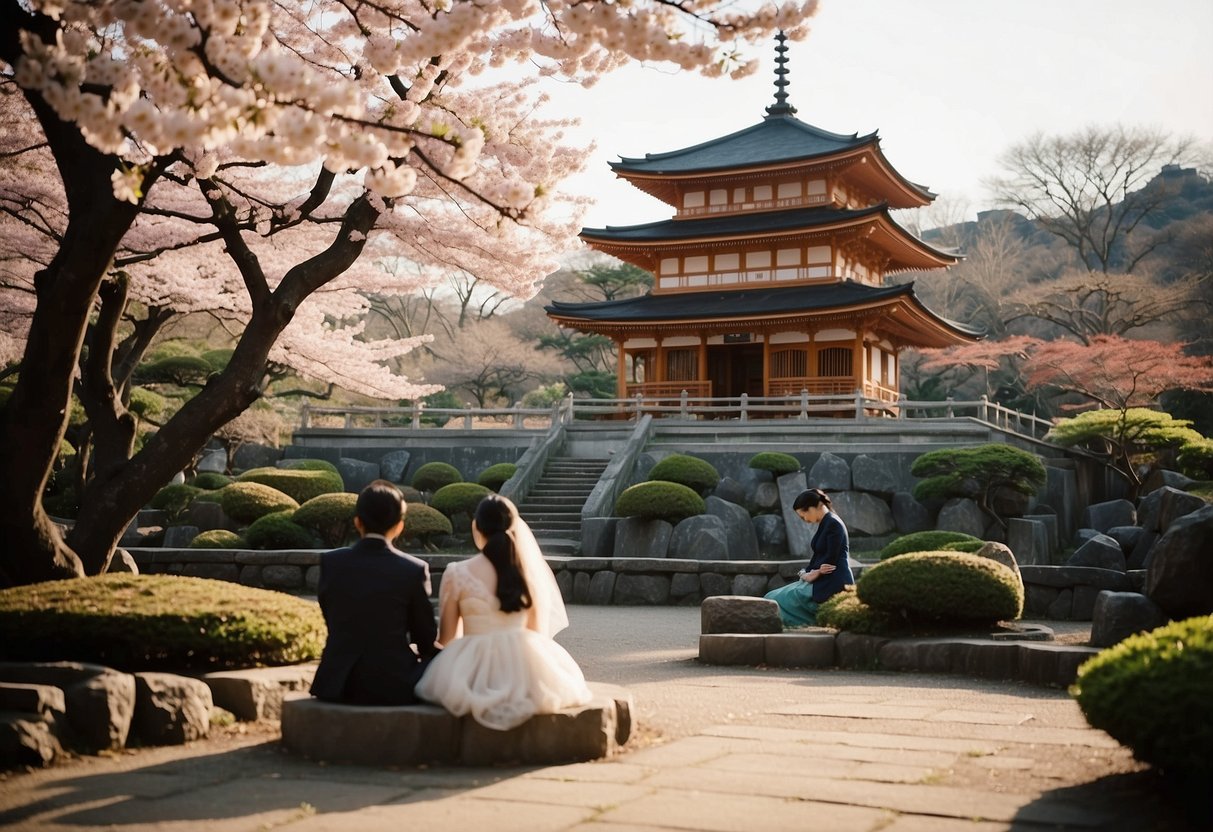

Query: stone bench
[{"left": 280, "top": 682, "right": 633, "bottom": 767}]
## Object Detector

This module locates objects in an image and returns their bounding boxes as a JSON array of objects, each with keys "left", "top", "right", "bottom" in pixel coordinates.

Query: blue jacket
[{"left": 807, "top": 510, "right": 854, "bottom": 603}]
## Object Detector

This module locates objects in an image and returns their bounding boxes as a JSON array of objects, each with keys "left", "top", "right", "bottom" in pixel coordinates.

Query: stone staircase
[{"left": 516, "top": 455, "right": 612, "bottom": 556}]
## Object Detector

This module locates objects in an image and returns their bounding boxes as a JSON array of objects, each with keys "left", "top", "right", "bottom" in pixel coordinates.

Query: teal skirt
[{"left": 764, "top": 579, "right": 820, "bottom": 628}]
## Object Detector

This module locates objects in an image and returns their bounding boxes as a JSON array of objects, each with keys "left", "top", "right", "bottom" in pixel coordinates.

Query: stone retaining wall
[{"left": 131, "top": 549, "right": 1133, "bottom": 621}]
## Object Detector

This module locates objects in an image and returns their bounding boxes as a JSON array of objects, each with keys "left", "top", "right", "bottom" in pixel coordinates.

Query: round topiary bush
[
  {"left": 748, "top": 452, "right": 801, "bottom": 477},
  {"left": 191, "top": 488, "right": 226, "bottom": 505},
  {"left": 221, "top": 481, "right": 300, "bottom": 523},
  {"left": 1072, "top": 615, "right": 1213, "bottom": 778},
  {"left": 648, "top": 453, "right": 720, "bottom": 494},
  {"left": 293, "top": 492, "right": 358, "bottom": 547},
  {"left": 0, "top": 574, "right": 326, "bottom": 671},
  {"left": 879, "top": 530, "right": 984, "bottom": 560},
  {"left": 278, "top": 458, "right": 340, "bottom": 474},
  {"left": 237, "top": 466, "right": 344, "bottom": 503},
  {"left": 243, "top": 510, "right": 319, "bottom": 550},
  {"left": 939, "top": 539, "right": 985, "bottom": 554},
  {"left": 857, "top": 551, "right": 1024, "bottom": 624},
  {"left": 402, "top": 502, "right": 453, "bottom": 546},
  {"left": 614, "top": 481, "right": 706, "bottom": 524},
  {"left": 149, "top": 483, "right": 203, "bottom": 521},
  {"left": 816, "top": 589, "right": 898, "bottom": 635},
  {"left": 188, "top": 529, "right": 246, "bottom": 549},
  {"left": 430, "top": 482, "right": 493, "bottom": 520},
  {"left": 477, "top": 462, "right": 518, "bottom": 492},
  {"left": 192, "top": 472, "right": 233, "bottom": 490},
  {"left": 411, "top": 461, "right": 462, "bottom": 493}
]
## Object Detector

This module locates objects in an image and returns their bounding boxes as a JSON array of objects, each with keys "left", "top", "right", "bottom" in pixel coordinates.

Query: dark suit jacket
[
  {"left": 807, "top": 510, "right": 854, "bottom": 603},
  {"left": 310, "top": 537, "right": 438, "bottom": 706}
]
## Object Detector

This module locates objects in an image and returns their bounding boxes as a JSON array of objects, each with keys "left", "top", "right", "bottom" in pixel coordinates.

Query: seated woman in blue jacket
[{"left": 764, "top": 488, "right": 854, "bottom": 627}]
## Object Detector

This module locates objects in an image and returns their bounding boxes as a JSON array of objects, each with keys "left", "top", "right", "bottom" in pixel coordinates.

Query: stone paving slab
[
  {"left": 701, "top": 723, "right": 1005, "bottom": 755},
  {"left": 701, "top": 751, "right": 936, "bottom": 784},
  {"left": 284, "top": 796, "right": 594, "bottom": 832},
  {"left": 597, "top": 790, "right": 892, "bottom": 832}
]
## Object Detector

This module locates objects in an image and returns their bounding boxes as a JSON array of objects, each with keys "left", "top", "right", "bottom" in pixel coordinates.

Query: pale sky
[{"left": 538, "top": 0, "right": 1213, "bottom": 230}]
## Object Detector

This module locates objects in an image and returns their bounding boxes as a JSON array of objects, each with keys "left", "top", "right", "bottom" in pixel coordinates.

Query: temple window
[
  {"left": 753, "top": 184, "right": 773, "bottom": 201},
  {"left": 684, "top": 191, "right": 705, "bottom": 208},
  {"left": 818, "top": 346, "right": 852, "bottom": 378},
  {"left": 666, "top": 348, "right": 698, "bottom": 381},
  {"left": 685, "top": 255, "right": 709, "bottom": 273},
  {"left": 709, "top": 188, "right": 728, "bottom": 205},
  {"left": 777, "top": 181, "right": 801, "bottom": 199}
]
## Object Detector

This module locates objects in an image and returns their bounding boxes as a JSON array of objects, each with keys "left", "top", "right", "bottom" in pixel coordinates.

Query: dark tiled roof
[
  {"left": 581, "top": 205, "right": 885, "bottom": 242},
  {"left": 546, "top": 281, "right": 983, "bottom": 337},
  {"left": 610, "top": 115, "right": 874, "bottom": 174}
]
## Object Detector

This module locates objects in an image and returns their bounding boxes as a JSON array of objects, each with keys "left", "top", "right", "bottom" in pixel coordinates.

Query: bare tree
[{"left": 989, "top": 125, "right": 1198, "bottom": 273}]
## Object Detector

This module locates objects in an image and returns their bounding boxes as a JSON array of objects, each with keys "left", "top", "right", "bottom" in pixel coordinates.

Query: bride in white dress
[{"left": 415, "top": 494, "right": 592, "bottom": 730}]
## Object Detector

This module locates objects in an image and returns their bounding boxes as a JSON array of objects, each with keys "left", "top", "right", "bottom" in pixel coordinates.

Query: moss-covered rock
[
  {"left": 1072, "top": 615, "right": 1213, "bottom": 777},
  {"left": 748, "top": 452, "right": 801, "bottom": 477},
  {"left": 191, "top": 472, "right": 233, "bottom": 490},
  {"left": 149, "top": 484, "right": 203, "bottom": 521},
  {"left": 0, "top": 574, "right": 326, "bottom": 671},
  {"left": 649, "top": 453, "right": 720, "bottom": 494},
  {"left": 816, "top": 589, "right": 898, "bottom": 634},
  {"left": 293, "top": 492, "right": 358, "bottom": 547},
  {"left": 237, "top": 466, "right": 344, "bottom": 503},
  {"left": 188, "top": 529, "right": 246, "bottom": 549},
  {"left": 857, "top": 551, "right": 1023, "bottom": 624},
  {"left": 411, "top": 461, "right": 462, "bottom": 492},
  {"left": 615, "top": 481, "right": 706, "bottom": 524},
  {"left": 402, "top": 502, "right": 453, "bottom": 545},
  {"left": 477, "top": 463, "right": 518, "bottom": 492},
  {"left": 430, "top": 482, "right": 493, "bottom": 520},
  {"left": 879, "top": 530, "right": 984, "bottom": 560},
  {"left": 221, "top": 482, "right": 299, "bottom": 523},
  {"left": 243, "top": 510, "right": 319, "bottom": 550}
]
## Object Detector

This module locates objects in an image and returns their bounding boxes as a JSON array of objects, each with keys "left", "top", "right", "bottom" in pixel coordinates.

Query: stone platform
[{"left": 280, "top": 682, "right": 633, "bottom": 767}]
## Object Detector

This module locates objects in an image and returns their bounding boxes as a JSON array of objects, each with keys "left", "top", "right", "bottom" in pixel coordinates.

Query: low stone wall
[{"left": 131, "top": 549, "right": 1133, "bottom": 622}]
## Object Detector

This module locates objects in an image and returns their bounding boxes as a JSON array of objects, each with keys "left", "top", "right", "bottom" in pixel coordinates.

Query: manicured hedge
[
  {"left": 237, "top": 466, "right": 344, "bottom": 503},
  {"left": 402, "top": 502, "right": 453, "bottom": 545},
  {"left": 243, "top": 510, "right": 319, "bottom": 550},
  {"left": 477, "top": 463, "right": 518, "bottom": 492},
  {"left": 615, "top": 481, "right": 705, "bottom": 524},
  {"left": 815, "top": 589, "right": 897, "bottom": 634},
  {"left": 293, "top": 492, "right": 358, "bottom": 547},
  {"left": 150, "top": 484, "right": 202, "bottom": 521},
  {"left": 858, "top": 551, "right": 1023, "bottom": 624},
  {"left": 649, "top": 453, "right": 720, "bottom": 494},
  {"left": 411, "top": 462, "right": 462, "bottom": 492},
  {"left": 1072, "top": 615, "right": 1213, "bottom": 778},
  {"left": 188, "top": 529, "right": 246, "bottom": 549},
  {"left": 748, "top": 452, "right": 801, "bottom": 477},
  {"left": 278, "top": 458, "right": 340, "bottom": 474},
  {"left": 221, "top": 482, "right": 299, "bottom": 523},
  {"left": 431, "top": 482, "right": 493, "bottom": 519},
  {"left": 879, "top": 530, "right": 983, "bottom": 560},
  {"left": 191, "top": 472, "right": 233, "bottom": 490},
  {"left": 0, "top": 574, "right": 326, "bottom": 671}
]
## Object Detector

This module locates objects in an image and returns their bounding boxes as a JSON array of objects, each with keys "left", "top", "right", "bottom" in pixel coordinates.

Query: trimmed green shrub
[
  {"left": 649, "top": 453, "right": 720, "bottom": 494},
  {"left": 221, "top": 481, "right": 299, "bottom": 523},
  {"left": 128, "top": 386, "right": 168, "bottom": 421},
  {"left": 412, "top": 461, "right": 462, "bottom": 492},
  {"left": 402, "top": 502, "right": 453, "bottom": 545},
  {"left": 191, "top": 488, "right": 226, "bottom": 505},
  {"left": 615, "top": 481, "right": 706, "bottom": 524},
  {"left": 879, "top": 530, "right": 983, "bottom": 560},
  {"left": 293, "top": 492, "right": 358, "bottom": 547},
  {"left": 911, "top": 444, "right": 1046, "bottom": 524},
  {"left": 150, "top": 484, "right": 203, "bottom": 521},
  {"left": 940, "top": 539, "right": 985, "bottom": 553},
  {"left": 192, "top": 472, "right": 233, "bottom": 490},
  {"left": 477, "top": 463, "right": 518, "bottom": 492},
  {"left": 0, "top": 574, "right": 326, "bottom": 671},
  {"left": 189, "top": 529, "right": 246, "bottom": 549},
  {"left": 816, "top": 589, "right": 898, "bottom": 634},
  {"left": 1072, "top": 615, "right": 1213, "bottom": 777},
  {"left": 858, "top": 551, "right": 1023, "bottom": 624},
  {"left": 748, "top": 452, "right": 801, "bottom": 477},
  {"left": 136, "top": 354, "right": 214, "bottom": 386},
  {"left": 278, "top": 458, "right": 340, "bottom": 474},
  {"left": 430, "top": 482, "right": 493, "bottom": 520},
  {"left": 243, "top": 510, "right": 319, "bottom": 550},
  {"left": 1177, "top": 437, "right": 1213, "bottom": 480},
  {"left": 238, "top": 466, "right": 344, "bottom": 503}
]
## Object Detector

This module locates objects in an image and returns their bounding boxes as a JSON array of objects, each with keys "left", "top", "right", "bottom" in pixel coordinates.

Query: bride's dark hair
[{"left": 474, "top": 495, "right": 533, "bottom": 613}]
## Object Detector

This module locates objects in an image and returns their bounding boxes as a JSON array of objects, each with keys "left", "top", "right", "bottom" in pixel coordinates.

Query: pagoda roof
[
  {"left": 608, "top": 114, "right": 935, "bottom": 209},
  {"left": 546, "top": 281, "right": 981, "bottom": 347},
  {"left": 579, "top": 205, "right": 961, "bottom": 273}
]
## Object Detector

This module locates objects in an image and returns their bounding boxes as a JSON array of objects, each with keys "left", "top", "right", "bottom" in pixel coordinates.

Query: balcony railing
[{"left": 678, "top": 193, "right": 830, "bottom": 218}]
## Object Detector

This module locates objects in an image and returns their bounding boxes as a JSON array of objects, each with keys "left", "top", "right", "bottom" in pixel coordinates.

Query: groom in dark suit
[{"left": 310, "top": 480, "right": 438, "bottom": 705}]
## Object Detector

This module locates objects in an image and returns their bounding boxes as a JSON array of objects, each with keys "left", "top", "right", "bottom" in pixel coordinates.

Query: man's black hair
[{"left": 356, "top": 479, "right": 406, "bottom": 535}]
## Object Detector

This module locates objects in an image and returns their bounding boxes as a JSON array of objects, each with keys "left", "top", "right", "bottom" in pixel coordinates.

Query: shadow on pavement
[{"left": 1012, "top": 768, "right": 1210, "bottom": 831}]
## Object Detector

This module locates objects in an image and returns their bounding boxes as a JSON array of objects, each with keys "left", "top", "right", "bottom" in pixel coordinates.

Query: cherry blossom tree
[{"left": 0, "top": 0, "right": 819, "bottom": 586}]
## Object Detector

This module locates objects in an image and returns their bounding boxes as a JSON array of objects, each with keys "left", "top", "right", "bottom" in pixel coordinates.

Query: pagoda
[{"left": 546, "top": 34, "right": 979, "bottom": 408}]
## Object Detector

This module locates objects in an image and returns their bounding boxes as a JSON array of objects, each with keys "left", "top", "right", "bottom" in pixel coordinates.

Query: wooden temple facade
[{"left": 546, "top": 36, "right": 979, "bottom": 407}]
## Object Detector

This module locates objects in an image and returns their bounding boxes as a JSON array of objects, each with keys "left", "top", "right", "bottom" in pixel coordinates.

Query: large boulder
[
  {"left": 1140, "top": 468, "right": 1197, "bottom": 495},
  {"left": 808, "top": 452, "right": 850, "bottom": 492},
  {"left": 936, "top": 498, "right": 987, "bottom": 538},
  {"left": 747, "top": 481, "right": 781, "bottom": 515},
  {"left": 851, "top": 455, "right": 898, "bottom": 496},
  {"left": 975, "top": 541, "right": 1023, "bottom": 592},
  {"left": 752, "top": 514, "right": 789, "bottom": 558},
  {"left": 1067, "top": 534, "right": 1126, "bottom": 572},
  {"left": 196, "top": 449, "right": 228, "bottom": 474},
  {"left": 0, "top": 714, "right": 61, "bottom": 768},
  {"left": 828, "top": 491, "right": 895, "bottom": 537},
  {"left": 613, "top": 517, "right": 673, "bottom": 559},
  {"left": 1080, "top": 499, "right": 1136, "bottom": 533},
  {"left": 131, "top": 673, "right": 212, "bottom": 746},
  {"left": 1090, "top": 591, "right": 1170, "bottom": 648},
  {"left": 891, "top": 491, "right": 932, "bottom": 534},
  {"left": 336, "top": 457, "right": 380, "bottom": 495},
  {"left": 1159, "top": 490, "right": 1208, "bottom": 534},
  {"left": 612, "top": 574, "right": 671, "bottom": 605},
  {"left": 0, "top": 663, "right": 135, "bottom": 751},
  {"left": 712, "top": 477, "right": 748, "bottom": 508},
  {"left": 704, "top": 496, "right": 760, "bottom": 560},
  {"left": 379, "top": 449, "right": 411, "bottom": 483},
  {"left": 1144, "top": 504, "right": 1213, "bottom": 619},
  {"left": 668, "top": 514, "right": 730, "bottom": 560},
  {"left": 1008, "top": 517, "right": 1050, "bottom": 566},
  {"left": 777, "top": 471, "right": 813, "bottom": 557},
  {"left": 1105, "top": 525, "right": 1144, "bottom": 555},
  {"left": 700, "top": 596, "right": 782, "bottom": 634},
  {"left": 162, "top": 525, "right": 200, "bottom": 549},
  {"left": 230, "top": 442, "right": 282, "bottom": 472}
]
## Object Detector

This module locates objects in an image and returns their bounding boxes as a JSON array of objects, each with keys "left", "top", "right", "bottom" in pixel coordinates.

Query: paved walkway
[{"left": 0, "top": 608, "right": 1199, "bottom": 831}]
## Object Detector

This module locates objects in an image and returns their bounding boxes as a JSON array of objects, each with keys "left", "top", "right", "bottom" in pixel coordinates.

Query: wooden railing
[
  {"left": 623, "top": 380, "right": 712, "bottom": 401},
  {"left": 299, "top": 393, "right": 1055, "bottom": 442}
]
